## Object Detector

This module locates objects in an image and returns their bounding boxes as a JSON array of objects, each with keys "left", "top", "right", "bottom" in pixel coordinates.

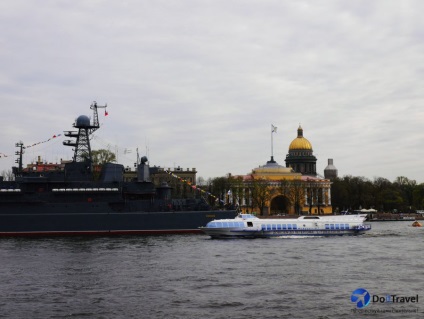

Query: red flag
[{"left": 105, "top": 110, "right": 109, "bottom": 116}]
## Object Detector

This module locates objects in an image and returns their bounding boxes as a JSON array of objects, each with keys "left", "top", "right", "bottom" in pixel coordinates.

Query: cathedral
[
  {"left": 285, "top": 125, "right": 317, "bottom": 176},
  {"left": 234, "top": 125, "right": 336, "bottom": 216}
]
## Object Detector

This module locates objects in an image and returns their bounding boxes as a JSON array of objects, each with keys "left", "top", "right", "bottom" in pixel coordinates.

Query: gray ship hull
[{"left": 0, "top": 206, "right": 237, "bottom": 236}]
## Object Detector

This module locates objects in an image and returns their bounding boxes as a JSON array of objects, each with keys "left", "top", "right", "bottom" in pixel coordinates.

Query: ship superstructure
[{"left": 0, "top": 102, "right": 237, "bottom": 236}]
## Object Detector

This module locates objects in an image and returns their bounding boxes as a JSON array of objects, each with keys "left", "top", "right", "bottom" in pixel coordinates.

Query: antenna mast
[
  {"left": 13, "top": 141, "right": 24, "bottom": 176},
  {"left": 63, "top": 101, "right": 108, "bottom": 163}
]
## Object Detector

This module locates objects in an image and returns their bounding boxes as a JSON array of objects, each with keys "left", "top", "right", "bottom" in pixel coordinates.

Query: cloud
[{"left": 1, "top": 0, "right": 424, "bottom": 183}]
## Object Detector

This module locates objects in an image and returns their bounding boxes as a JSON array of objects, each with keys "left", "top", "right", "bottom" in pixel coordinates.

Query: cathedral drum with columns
[{"left": 235, "top": 125, "right": 336, "bottom": 216}]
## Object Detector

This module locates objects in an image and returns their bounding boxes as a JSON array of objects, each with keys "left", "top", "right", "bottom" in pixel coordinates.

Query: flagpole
[
  {"left": 270, "top": 124, "right": 277, "bottom": 163},
  {"left": 271, "top": 124, "right": 274, "bottom": 160}
]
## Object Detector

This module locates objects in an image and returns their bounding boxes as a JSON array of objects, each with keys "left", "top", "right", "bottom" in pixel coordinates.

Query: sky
[{"left": 1, "top": 0, "right": 424, "bottom": 183}]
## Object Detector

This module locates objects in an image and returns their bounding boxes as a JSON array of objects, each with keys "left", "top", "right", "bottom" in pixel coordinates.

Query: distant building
[
  {"left": 22, "top": 156, "right": 68, "bottom": 173},
  {"left": 231, "top": 125, "right": 333, "bottom": 216},
  {"left": 324, "top": 159, "right": 338, "bottom": 180},
  {"left": 285, "top": 125, "right": 317, "bottom": 176}
]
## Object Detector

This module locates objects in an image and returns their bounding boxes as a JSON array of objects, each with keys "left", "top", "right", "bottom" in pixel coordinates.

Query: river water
[{"left": 0, "top": 222, "right": 423, "bottom": 319}]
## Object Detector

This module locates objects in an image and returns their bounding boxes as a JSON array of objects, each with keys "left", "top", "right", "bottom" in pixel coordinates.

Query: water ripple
[{"left": 0, "top": 223, "right": 423, "bottom": 318}]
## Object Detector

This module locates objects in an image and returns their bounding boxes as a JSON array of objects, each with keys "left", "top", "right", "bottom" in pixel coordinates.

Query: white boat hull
[
  {"left": 200, "top": 227, "right": 371, "bottom": 239},
  {"left": 200, "top": 213, "right": 371, "bottom": 239}
]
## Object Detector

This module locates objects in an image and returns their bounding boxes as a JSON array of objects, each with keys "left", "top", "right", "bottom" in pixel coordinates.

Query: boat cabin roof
[{"left": 236, "top": 214, "right": 258, "bottom": 220}]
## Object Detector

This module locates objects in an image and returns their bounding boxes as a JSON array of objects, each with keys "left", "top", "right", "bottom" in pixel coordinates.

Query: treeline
[{"left": 328, "top": 176, "right": 422, "bottom": 213}]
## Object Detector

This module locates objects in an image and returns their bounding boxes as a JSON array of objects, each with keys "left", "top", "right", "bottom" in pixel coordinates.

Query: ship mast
[
  {"left": 13, "top": 141, "right": 24, "bottom": 176},
  {"left": 63, "top": 101, "right": 107, "bottom": 164},
  {"left": 90, "top": 101, "right": 107, "bottom": 135}
]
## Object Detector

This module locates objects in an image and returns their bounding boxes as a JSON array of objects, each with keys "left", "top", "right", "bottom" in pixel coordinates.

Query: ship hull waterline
[
  {"left": 0, "top": 210, "right": 237, "bottom": 237},
  {"left": 200, "top": 227, "right": 371, "bottom": 239}
]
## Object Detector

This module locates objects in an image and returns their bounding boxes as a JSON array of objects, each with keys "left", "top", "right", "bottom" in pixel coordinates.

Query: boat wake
[{"left": 273, "top": 235, "right": 324, "bottom": 239}]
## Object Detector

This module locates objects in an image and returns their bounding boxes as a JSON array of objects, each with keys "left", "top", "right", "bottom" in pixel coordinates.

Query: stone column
[{"left": 328, "top": 186, "right": 331, "bottom": 206}]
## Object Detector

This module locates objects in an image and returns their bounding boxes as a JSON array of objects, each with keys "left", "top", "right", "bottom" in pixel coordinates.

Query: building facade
[{"left": 232, "top": 126, "right": 333, "bottom": 216}]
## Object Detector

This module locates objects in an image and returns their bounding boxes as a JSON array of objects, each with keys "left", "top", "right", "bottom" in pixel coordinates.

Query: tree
[
  {"left": 91, "top": 149, "right": 116, "bottom": 165},
  {"left": 290, "top": 180, "right": 305, "bottom": 215},
  {"left": 274, "top": 179, "right": 293, "bottom": 215},
  {"left": 249, "top": 177, "right": 272, "bottom": 216},
  {"left": 331, "top": 177, "right": 350, "bottom": 212},
  {"left": 0, "top": 169, "right": 14, "bottom": 181},
  {"left": 372, "top": 177, "right": 392, "bottom": 211},
  {"left": 210, "top": 176, "right": 231, "bottom": 208},
  {"left": 197, "top": 176, "right": 206, "bottom": 186},
  {"left": 413, "top": 183, "right": 424, "bottom": 209},
  {"left": 228, "top": 175, "right": 245, "bottom": 208},
  {"left": 380, "top": 188, "right": 404, "bottom": 212},
  {"left": 394, "top": 176, "right": 416, "bottom": 212},
  {"left": 91, "top": 149, "right": 116, "bottom": 181}
]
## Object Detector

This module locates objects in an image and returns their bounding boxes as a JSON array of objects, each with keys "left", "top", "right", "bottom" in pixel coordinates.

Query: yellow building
[{"left": 233, "top": 126, "right": 332, "bottom": 216}]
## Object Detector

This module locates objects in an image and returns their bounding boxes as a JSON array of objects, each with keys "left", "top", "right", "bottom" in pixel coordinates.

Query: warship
[{"left": 0, "top": 102, "right": 237, "bottom": 236}]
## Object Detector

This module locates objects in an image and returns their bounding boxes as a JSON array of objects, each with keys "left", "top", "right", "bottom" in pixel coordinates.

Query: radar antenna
[{"left": 63, "top": 101, "right": 108, "bottom": 165}]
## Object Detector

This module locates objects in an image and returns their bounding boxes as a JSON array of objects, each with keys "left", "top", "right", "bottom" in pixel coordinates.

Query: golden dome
[{"left": 288, "top": 125, "right": 313, "bottom": 150}]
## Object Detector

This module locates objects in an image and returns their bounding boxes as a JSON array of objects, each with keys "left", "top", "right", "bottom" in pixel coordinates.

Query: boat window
[
  {"left": 339, "top": 224, "right": 344, "bottom": 229},
  {"left": 345, "top": 224, "right": 349, "bottom": 229},
  {"left": 266, "top": 224, "right": 272, "bottom": 231},
  {"left": 272, "top": 224, "right": 277, "bottom": 230},
  {"left": 292, "top": 224, "right": 297, "bottom": 229},
  {"left": 261, "top": 224, "right": 266, "bottom": 230},
  {"left": 303, "top": 216, "right": 320, "bottom": 219},
  {"left": 325, "top": 224, "right": 329, "bottom": 229},
  {"left": 330, "top": 224, "right": 334, "bottom": 229},
  {"left": 282, "top": 224, "right": 287, "bottom": 229},
  {"left": 277, "top": 224, "right": 281, "bottom": 230},
  {"left": 288, "top": 224, "right": 292, "bottom": 230},
  {"left": 247, "top": 222, "right": 253, "bottom": 227},
  {"left": 335, "top": 224, "right": 339, "bottom": 229}
]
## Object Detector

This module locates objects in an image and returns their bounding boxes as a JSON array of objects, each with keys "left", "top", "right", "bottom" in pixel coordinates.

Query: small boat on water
[
  {"left": 412, "top": 221, "right": 422, "bottom": 227},
  {"left": 200, "top": 213, "right": 371, "bottom": 239}
]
